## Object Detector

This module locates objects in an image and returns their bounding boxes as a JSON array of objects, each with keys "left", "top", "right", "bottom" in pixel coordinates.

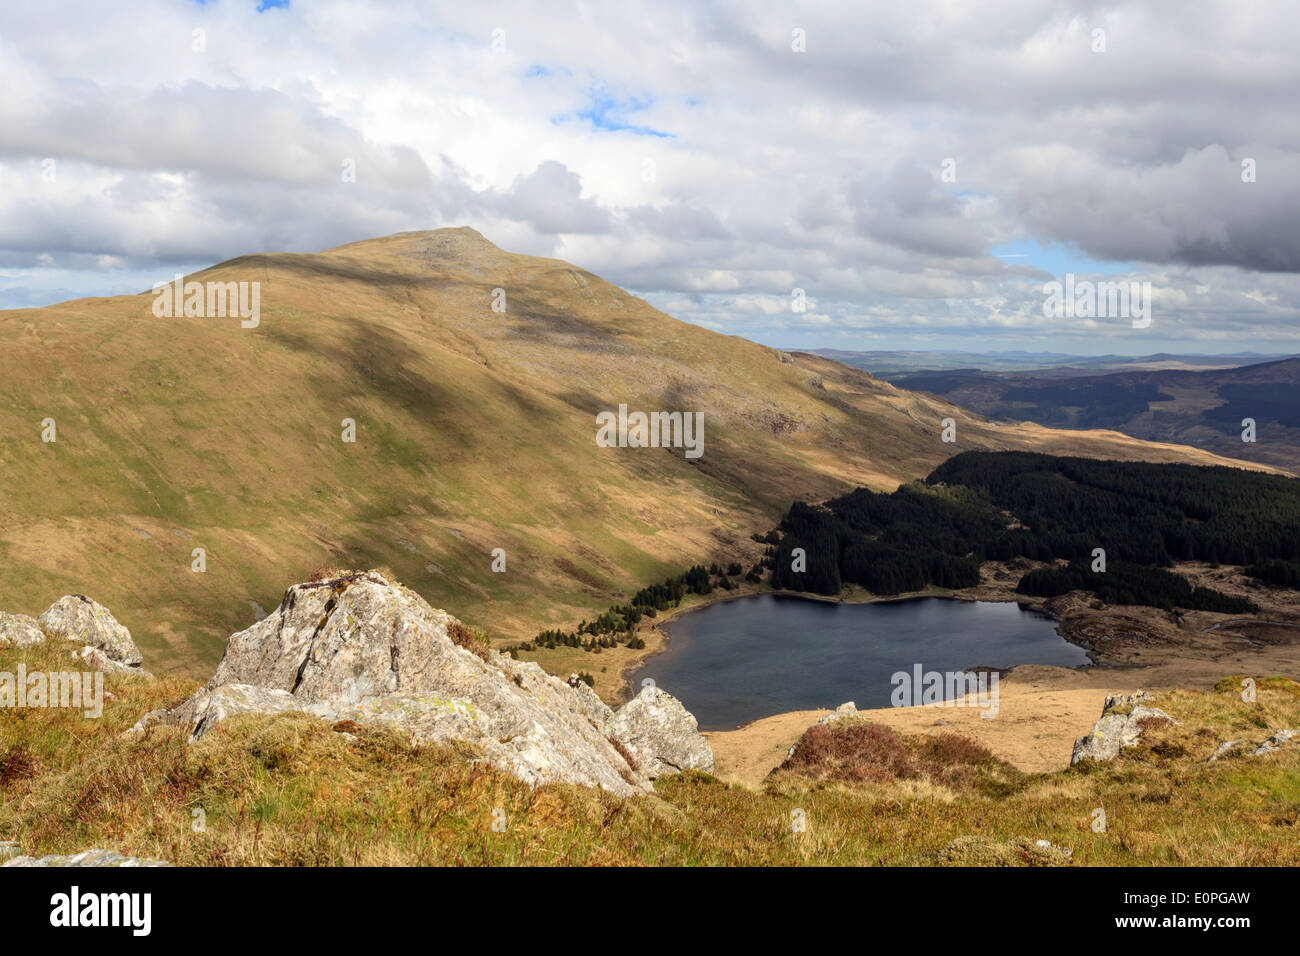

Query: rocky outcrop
[
  {"left": 1206, "top": 729, "right": 1298, "bottom": 761},
  {"left": 0, "top": 612, "right": 44, "bottom": 648},
  {"left": 1, "top": 597, "right": 148, "bottom": 675},
  {"left": 817, "top": 701, "right": 859, "bottom": 726},
  {"left": 140, "top": 571, "right": 711, "bottom": 797},
  {"left": 2, "top": 849, "right": 170, "bottom": 867},
  {"left": 1248, "top": 728, "right": 1297, "bottom": 756},
  {"left": 36, "top": 595, "right": 145, "bottom": 672},
  {"left": 1070, "top": 692, "right": 1177, "bottom": 765},
  {"left": 605, "top": 685, "right": 714, "bottom": 778}
]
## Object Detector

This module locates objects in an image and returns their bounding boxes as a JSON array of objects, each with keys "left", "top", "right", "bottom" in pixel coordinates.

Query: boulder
[
  {"left": 37, "top": 595, "right": 143, "bottom": 668},
  {"left": 605, "top": 685, "right": 714, "bottom": 778},
  {"left": 1070, "top": 693, "right": 1176, "bottom": 765},
  {"left": 147, "top": 571, "right": 710, "bottom": 797},
  {"left": 0, "top": 612, "right": 44, "bottom": 648},
  {"left": 2, "top": 849, "right": 169, "bottom": 867}
]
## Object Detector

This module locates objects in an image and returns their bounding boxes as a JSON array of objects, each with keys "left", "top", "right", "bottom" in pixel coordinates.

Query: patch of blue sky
[
  {"left": 552, "top": 89, "right": 673, "bottom": 138},
  {"left": 525, "top": 64, "right": 571, "bottom": 79},
  {"left": 991, "top": 238, "right": 1135, "bottom": 277},
  {"left": 193, "top": 0, "right": 289, "bottom": 9}
]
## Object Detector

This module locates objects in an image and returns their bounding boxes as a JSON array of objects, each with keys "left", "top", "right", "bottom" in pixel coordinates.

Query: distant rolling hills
[
  {"left": 812, "top": 349, "right": 1298, "bottom": 377},
  {"left": 823, "top": 356, "right": 1300, "bottom": 476},
  {"left": 0, "top": 228, "right": 1279, "bottom": 676}
]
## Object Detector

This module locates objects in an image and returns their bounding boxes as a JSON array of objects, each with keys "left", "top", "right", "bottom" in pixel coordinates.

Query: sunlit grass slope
[{"left": 0, "top": 228, "right": 1275, "bottom": 675}]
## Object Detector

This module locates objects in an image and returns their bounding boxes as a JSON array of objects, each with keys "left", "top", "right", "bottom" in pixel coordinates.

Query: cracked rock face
[
  {"left": 1070, "top": 693, "right": 1176, "bottom": 765},
  {"left": 37, "top": 595, "right": 143, "bottom": 668},
  {"left": 605, "top": 685, "right": 714, "bottom": 779},
  {"left": 147, "top": 572, "right": 712, "bottom": 797}
]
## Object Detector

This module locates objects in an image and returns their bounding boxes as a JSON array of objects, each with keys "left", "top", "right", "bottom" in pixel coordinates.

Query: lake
[{"left": 629, "top": 594, "right": 1090, "bottom": 730}]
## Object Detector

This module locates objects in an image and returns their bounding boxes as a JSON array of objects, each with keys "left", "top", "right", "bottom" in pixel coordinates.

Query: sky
[{"left": 1, "top": 0, "right": 1298, "bottom": 354}]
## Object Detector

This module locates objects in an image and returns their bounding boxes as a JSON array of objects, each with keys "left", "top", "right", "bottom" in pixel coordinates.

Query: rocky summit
[{"left": 137, "top": 571, "right": 712, "bottom": 796}]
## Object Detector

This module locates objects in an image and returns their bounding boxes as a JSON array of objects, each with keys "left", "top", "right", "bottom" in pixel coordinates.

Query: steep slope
[{"left": 0, "top": 228, "right": 1277, "bottom": 675}]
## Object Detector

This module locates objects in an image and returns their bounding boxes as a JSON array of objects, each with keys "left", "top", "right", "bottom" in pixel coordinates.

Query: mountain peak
[{"left": 326, "top": 226, "right": 501, "bottom": 260}]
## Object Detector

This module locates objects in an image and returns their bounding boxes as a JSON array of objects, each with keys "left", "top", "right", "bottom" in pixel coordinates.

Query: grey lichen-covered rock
[
  {"left": 1207, "top": 739, "right": 1244, "bottom": 763},
  {"left": 817, "top": 702, "right": 859, "bottom": 726},
  {"left": 170, "top": 684, "right": 305, "bottom": 739},
  {"left": 2, "top": 849, "right": 170, "bottom": 867},
  {"left": 1248, "top": 728, "right": 1297, "bottom": 756},
  {"left": 566, "top": 673, "right": 615, "bottom": 727},
  {"left": 150, "top": 571, "right": 699, "bottom": 797},
  {"left": 0, "top": 612, "right": 45, "bottom": 648},
  {"left": 1104, "top": 691, "right": 1155, "bottom": 711},
  {"left": 70, "top": 643, "right": 151, "bottom": 676},
  {"left": 37, "top": 595, "right": 143, "bottom": 668},
  {"left": 1070, "top": 693, "right": 1176, "bottom": 765},
  {"left": 606, "top": 685, "right": 714, "bottom": 779}
]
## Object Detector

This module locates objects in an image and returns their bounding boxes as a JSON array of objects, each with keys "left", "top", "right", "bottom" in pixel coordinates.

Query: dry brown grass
[
  {"left": 2, "top": 641, "right": 1299, "bottom": 865},
  {"left": 773, "top": 719, "right": 1022, "bottom": 795},
  {"left": 448, "top": 620, "right": 492, "bottom": 662}
]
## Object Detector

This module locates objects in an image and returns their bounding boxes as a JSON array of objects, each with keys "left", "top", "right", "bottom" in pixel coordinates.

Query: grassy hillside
[
  {"left": 1, "top": 636, "right": 1296, "bottom": 865},
  {"left": 0, "top": 228, "right": 1277, "bottom": 677}
]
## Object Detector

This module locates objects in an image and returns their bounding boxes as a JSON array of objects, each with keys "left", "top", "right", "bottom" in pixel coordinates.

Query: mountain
[
  {"left": 0, "top": 228, "right": 1278, "bottom": 676},
  {"left": 871, "top": 358, "right": 1300, "bottom": 474}
]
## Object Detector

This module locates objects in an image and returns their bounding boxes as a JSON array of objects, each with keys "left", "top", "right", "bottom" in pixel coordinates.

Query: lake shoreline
[
  {"left": 612, "top": 576, "right": 1086, "bottom": 706},
  {"left": 618, "top": 588, "right": 1090, "bottom": 727},
  {"left": 611, "top": 560, "right": 1300, "bottom": 712}
]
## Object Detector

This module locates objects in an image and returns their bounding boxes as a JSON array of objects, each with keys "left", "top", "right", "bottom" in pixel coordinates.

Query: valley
[
  {"left": 4, "top": 235, "right": 1299, "bottom": 874},
  {"left": 0, "top": 229, "right": 1275, "bottom": 679}
]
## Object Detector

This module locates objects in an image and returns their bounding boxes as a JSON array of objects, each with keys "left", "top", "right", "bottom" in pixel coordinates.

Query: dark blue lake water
[{"left": 629, "top": 594, "right": 1090, "bottom": 730}]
